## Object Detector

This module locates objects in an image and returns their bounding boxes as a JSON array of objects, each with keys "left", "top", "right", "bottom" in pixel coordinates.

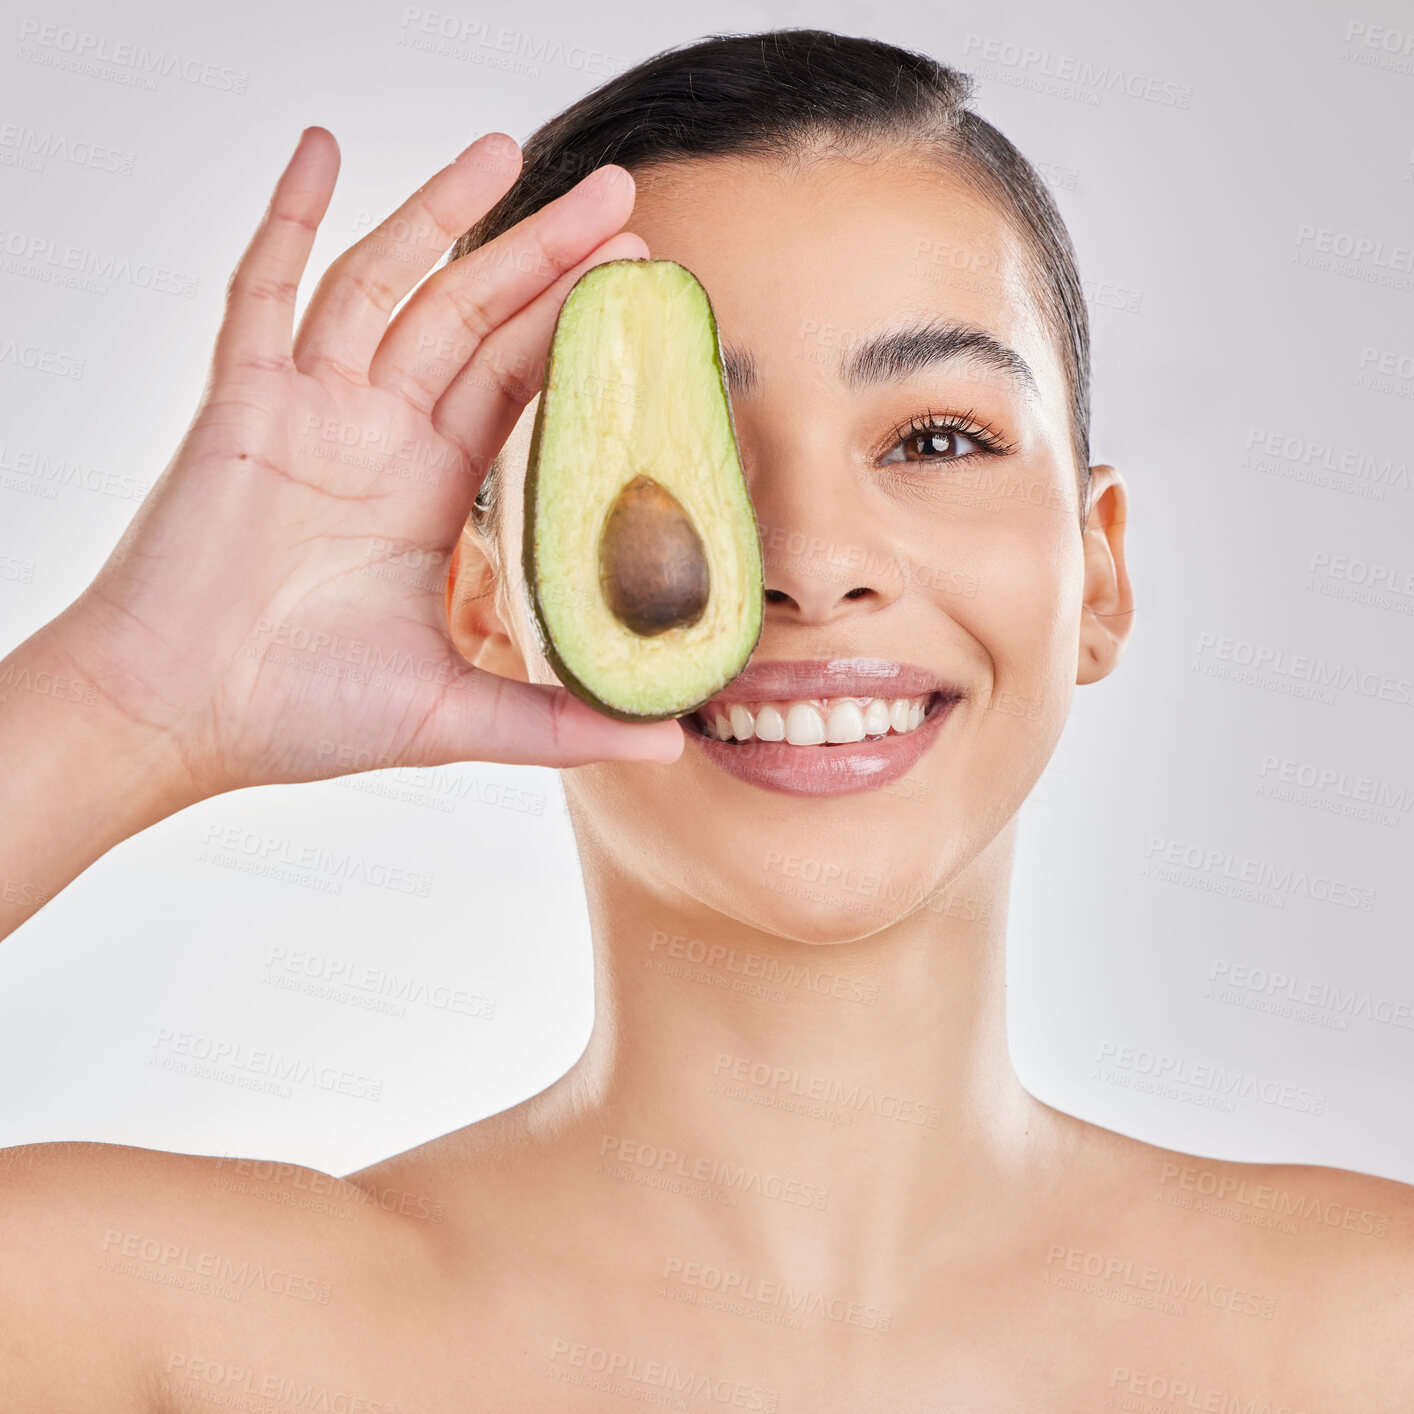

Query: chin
[
  {"left": 575, "top": 755, "right": 1010, "bottom": 942},
  {"left": 755, "top": 903, "right": 906, "bottom": 948},
  {"left": 665, "top": 829, "right": 948, "bottom": 947},
  {"left": 684, "top": 879, "right": 906, "bottom": 947}
]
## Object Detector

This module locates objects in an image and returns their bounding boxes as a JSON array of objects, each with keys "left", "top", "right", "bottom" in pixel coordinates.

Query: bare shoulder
[
  {"left": 1253, "top": 1156, "right": 1414, "bottom": 1399},
  {"left": 1087, "top": 1124, "right": 1414, "bottom": 1403},
  {"left": 0, "top": 1139, "right": 426, "bottom": 1413}
]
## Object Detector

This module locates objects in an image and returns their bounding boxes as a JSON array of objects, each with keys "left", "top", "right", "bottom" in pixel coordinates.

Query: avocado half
[{"left": 523, "top": 258, "right": 764, "bottom": 722}]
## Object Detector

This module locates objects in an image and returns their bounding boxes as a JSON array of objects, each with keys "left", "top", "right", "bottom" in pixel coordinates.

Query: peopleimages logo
[
  {"left": 1208, "top": 959, "right": 1414, "bottom": 1034},
  {"left": 15, "top": 20, "right": 250, "bottom": 93},
  {"left": 396, "top": 8, "right": 625, "bottom": 78},
  {"left": 264, "top": 944, "right": 497, "bottom": 1021},
  {"left": 0, "top": 442, "right": 152, "bottom": 502},
  {"left": 0, "top": 337, "right": 84, "bottom": 379},
  {"left": 1340, "top": 20, "right": 1414, "bottom": 76},
  {"left": 1257, "top": 754, "right": 1412, "bottom": 810},
  {"left": 1291, "top": 233, "right": 1414, "bottom": 294},
  {"left": 597, "top": 1136, "right": 828, "bottom": 1210},
  {"left": 1255, "top": 752, "right": 1411, "bottom": 829},
  {"left": 1096, "top": 1041, "right": 1326, "bottom": 1117},
  {"left": 1294, "top": 224, "right": 1413, "bottom": 270},
  {"left": 0, "top": 227, "right": 199, "bottom": 298},
  {"left": 199, "top": 823, "right": 434, "bottom": 898},
  {"left": 151, "top": 1026, "right": 384, "bottom": 1102},
  {"left": 1193, "top": 631, "right": 1414, "bottom": 708},
  {"left": 1157, "top": 1159, "right": 1389, "bottom": 1236},
  {"left": 1044, "top": 1244, "right": 1275, "bottom": 1320},
  {"left": 711, "top": 1054, "right": 942, "bottom": 1128},
  {"left": 546, "top": 1340, "right": 778, "bottom": 1412},
  {"left": 961, "top": 34, "right": 1193, "bottom": 107},
  {"left": 1241, "top": 427, "right": 1410, "bottom": 498},
  {"left": 648, "top": 929, "right": 880, "bottom": 1006},
  {"left": 101, "top": 1230, "right": 331, "bottom": 1303},
  {"left": 166, "top": 1354, "right": 394, "bottom": 1413},
  {"left": 1356, "top": 346, "right": 1414, "bottom": 401},
  {"left": 0, "top": 121, "right": 137, "bottom": 176},
  {"left": 1144, "top": 836, "right": 1377, "bottom": 911},
  {"left": 661, "top": 1256, "right": 893, "bottom": 1331}
]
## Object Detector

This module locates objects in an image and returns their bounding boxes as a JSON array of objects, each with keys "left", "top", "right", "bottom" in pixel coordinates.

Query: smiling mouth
[{"left": 685, "top": 690, "right": 954, "bottom": 745}]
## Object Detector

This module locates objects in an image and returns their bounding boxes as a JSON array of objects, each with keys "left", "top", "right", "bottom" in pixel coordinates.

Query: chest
[{"left": 155, "top": 1210, "right": 1333, "bottom": 1414}]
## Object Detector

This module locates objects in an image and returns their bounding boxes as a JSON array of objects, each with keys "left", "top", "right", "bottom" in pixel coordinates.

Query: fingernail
[
  {"left": 637, "top": 724, "right": 684, "bottom": 763},
  {"left": 458, "top": 131, "right": 520, "bottom": 178},
  {"left": 576, "top": 164, "right": 629, "bottom": 200},
  {"left": 476, "top": 131, "right": 518, "bottom": 159}
]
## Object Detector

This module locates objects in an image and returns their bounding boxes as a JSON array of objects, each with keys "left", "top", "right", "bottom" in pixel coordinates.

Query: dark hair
[{"left": 453, "top": 28, "right": 1091, "bottom": 539}]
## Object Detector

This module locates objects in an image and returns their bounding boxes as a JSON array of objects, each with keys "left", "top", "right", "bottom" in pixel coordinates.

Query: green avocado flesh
[{"left": 523, "top": 258, "right": 764, "bottom": 722}]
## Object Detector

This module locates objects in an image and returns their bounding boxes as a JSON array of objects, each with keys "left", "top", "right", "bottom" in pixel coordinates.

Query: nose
[{"left": 750, "top": 464, "right": 905, "bottom": 625}]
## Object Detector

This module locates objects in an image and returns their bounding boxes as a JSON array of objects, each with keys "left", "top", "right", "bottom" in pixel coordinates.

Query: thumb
[{"left": 404, "top": 665, "right": 685, "bottom": 769}]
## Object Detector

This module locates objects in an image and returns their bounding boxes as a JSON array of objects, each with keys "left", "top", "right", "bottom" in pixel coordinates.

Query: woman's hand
[{"left": 43, "top": 127, "right": 683, "bottom": 804}]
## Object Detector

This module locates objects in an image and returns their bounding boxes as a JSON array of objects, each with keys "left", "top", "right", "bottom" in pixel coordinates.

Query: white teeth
[
  {"left": 784, "top": 702, "right": 827, "bottom": 746},
  {"left": 825, "top": 700, "right": 866, "bottom": 743},
  {"left": 754, "top": 703, "right": 785, "bottom": 741},
  {"left": 862, "top": 698, "right": 891, "bottom": 736},
  {"left": 697, "top": 693, "right": 938, "bottom": 746}
]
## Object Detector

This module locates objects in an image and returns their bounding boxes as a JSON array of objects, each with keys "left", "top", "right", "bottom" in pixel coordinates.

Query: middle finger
[{"left": 292, "top": 131, "right": 523, "bottom": 382}]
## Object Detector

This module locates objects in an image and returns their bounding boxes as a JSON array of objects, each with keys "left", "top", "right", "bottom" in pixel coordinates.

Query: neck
[{"left": 543, "top": 811, "right": 1069, "bottom": 1291}]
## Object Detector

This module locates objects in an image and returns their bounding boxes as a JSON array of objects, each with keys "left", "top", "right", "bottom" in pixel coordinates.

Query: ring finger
[
  {"left": 365, "top": 163, "right": 639, "bottom": 413},
  {"left": 292, "top": 131, "right": 523, "bottom": 381}
]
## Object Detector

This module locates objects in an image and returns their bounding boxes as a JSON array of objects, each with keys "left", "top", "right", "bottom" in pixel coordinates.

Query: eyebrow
[{"left": 720, "top": 318, "right": 1039, "bottom": 401}]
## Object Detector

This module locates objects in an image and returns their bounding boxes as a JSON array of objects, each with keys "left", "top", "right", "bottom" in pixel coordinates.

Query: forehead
[{"left": 623, "top": 147, "right": 1060, "bottom": 405}]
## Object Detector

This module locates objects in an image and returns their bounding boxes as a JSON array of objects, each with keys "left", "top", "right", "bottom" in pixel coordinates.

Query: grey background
[{"left": 1, "top": 0, "right": 1411, "bottom": 1180}]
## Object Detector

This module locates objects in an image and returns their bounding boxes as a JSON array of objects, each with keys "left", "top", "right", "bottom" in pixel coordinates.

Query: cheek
[{"left": 950, "top": 510, "right": 1084, "bottom": 747}]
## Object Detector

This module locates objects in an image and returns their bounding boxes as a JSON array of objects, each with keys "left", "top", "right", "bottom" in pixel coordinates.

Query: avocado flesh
[{"left": 523, "top": 258, "right": 764, "bottom": 722}]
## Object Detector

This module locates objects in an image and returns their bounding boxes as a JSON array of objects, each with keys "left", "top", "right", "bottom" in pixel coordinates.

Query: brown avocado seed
[{"left": 598, "top": 474, "right": 710, "bottom": 636}]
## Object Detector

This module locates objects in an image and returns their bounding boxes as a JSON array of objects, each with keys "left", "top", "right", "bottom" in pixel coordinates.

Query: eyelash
[{"left": 879, "top": 407, "right": 1017, "bottom": 468}]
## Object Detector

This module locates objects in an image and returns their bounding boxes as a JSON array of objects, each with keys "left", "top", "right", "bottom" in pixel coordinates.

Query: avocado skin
[{"left": 521, "top": 258, "right": 764, "bottom": 723}]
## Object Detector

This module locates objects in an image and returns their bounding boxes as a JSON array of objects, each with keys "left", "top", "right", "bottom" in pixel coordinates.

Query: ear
[
  {"left": 445, "top": 522, "right": 530, "bottom": 684},
  {"left": 1076, "top": 463, "right": 1135, "bottom": 686}
]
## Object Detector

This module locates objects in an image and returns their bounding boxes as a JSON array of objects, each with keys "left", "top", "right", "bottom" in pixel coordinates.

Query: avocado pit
[{"left": 598, "top": 473, "right": 710, "bottom": 637}]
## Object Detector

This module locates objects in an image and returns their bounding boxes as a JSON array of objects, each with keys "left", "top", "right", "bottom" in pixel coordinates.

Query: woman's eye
[{"left": 880, "top": 424, "right": 981, "bottom": 465}]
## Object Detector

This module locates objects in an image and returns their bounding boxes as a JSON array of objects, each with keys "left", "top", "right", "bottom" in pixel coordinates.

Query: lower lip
[{"left": 684, "top": 694, "right": 960, "bottom": 797}]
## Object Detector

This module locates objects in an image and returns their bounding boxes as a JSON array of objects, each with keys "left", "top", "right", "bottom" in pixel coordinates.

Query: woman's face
[{"left": 453, "top": 144, "right": 1130, "bottom": 943}]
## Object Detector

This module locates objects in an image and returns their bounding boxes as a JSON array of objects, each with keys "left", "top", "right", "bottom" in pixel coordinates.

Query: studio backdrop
[{"left": 1, "top": 0, "right": 1411, "bottom": 1181}]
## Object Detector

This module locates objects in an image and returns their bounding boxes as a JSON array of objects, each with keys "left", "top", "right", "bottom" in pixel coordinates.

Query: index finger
[{"left": 291, "top": 130, "right": 527, "bottom": 382}]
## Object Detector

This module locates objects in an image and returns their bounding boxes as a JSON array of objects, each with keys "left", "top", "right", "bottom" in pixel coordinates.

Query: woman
[{"left": 0, "top": 27, "right": 1407, "bottom": 1411}]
